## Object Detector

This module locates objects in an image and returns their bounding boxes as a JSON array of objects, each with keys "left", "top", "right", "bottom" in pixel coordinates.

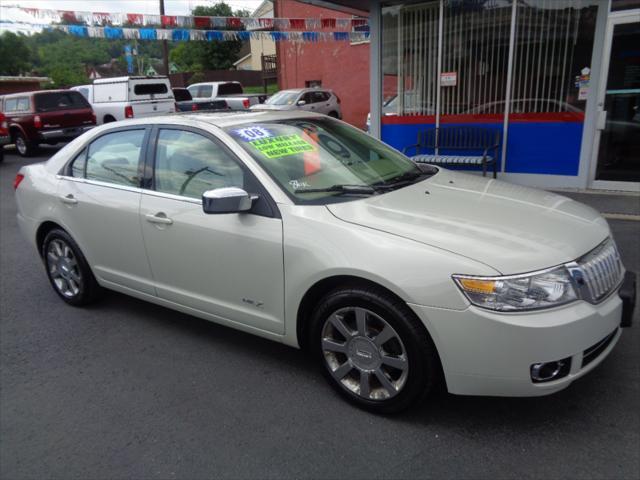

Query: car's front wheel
[
  {"left": 42, "top": 229, "right": 101, "bottom": 306},
  {"left": 311, "top": 286, "right": 440, "bottom": 413}
]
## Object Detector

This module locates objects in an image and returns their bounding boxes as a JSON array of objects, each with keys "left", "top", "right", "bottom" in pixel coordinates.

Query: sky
[
  {"left": 4, "top": 0, "right": 264, "bottom": 15},
  {"left": 0, "top": 0, "right": 265, "bottom": 34}
]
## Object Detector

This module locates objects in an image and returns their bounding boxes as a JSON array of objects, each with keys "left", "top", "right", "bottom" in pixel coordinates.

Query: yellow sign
[{"left": 250, "top": 134, "right": 315, "bottom": 159}]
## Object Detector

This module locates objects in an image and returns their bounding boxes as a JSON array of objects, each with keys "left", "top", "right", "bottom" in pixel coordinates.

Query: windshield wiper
[
  {"left": 375, "top": 169, "right": 432, "bottom": 190},
  {"left": 294, "top": 184, "right": 377, "bottom": 195}
]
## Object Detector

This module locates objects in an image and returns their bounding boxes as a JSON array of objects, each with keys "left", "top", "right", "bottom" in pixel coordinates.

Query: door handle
[
  {"left": 145, "top": 213, "right": 173, "bottom": 225},
  {"left": 59, "top": 194, "right": 78, "bottom": 205}
]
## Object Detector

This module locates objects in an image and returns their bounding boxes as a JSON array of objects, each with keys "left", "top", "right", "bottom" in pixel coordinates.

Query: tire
[
  {"left": 328, "top": 111, "right": 339, "bottom": 118},
  {"left": 0, "top": 147, "right": 4, "bottom": 163},
  {"left": 103, "top": 115, "right": 116, "bottom": 124},
  {"left": 42, "top": 229, "right": 102, "bottom": 306},
  {"left": 14, "top": 131, "right": 37, "bottom": 157},
  {"left": 310, "top": 285, "right": 440, "bottom": 413}
]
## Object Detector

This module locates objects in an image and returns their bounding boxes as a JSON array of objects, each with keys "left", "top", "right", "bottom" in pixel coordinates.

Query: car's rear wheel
[
  {"left": 311, "top": 286, "right": 440, "bottom": 413},
  {"left": 14, "top": 132, "right": 36, "bottom": 157},
  {"left": 43, "top": 229, "right": 101, "bottom": 306},
  {"left": 328, "top": 111, "right": 339, "bottom": 118}
]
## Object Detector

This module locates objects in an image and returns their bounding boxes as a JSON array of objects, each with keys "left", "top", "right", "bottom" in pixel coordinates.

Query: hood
[
  {"left": 250, "top": 104, "right": 293, "bottom": 111},
  {"left": 327, "top": 170, "right": 610, "bottom": 274}
]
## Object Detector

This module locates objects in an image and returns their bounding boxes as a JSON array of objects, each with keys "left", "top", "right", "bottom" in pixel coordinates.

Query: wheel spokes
[
  {"left": 373, "top": 325, "right": 394, "bottom": 347},
  {"left": 381, "top": 354, "right": 408, "bottom": 372},
  {"left": 355, "top": 308, "right": 367, "bottom": 336},
  {"left": 359, "top": 371, "right": 371, "bottom": 398},
  {"left": 322, "top": 338, "right": 347, "bottom": 354},
  {"left": 374, "top": 368, "right": 397, "bottom": 396},
  {"left": 333, "top": 362, "right": 353, "bottom": 380},
  {"left": 328, "top": 313, "right": 352, "bottom": 339}
]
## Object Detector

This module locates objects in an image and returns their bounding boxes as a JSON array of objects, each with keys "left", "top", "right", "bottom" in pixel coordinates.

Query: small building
[
  {"left": 234, "top": 1, "right": 278, "bottom": 72},
  {"left": 0, "top": 76, "right": 51, "bottom": 95},
  {"left": 298, "top": 0, "right": 640, "bottom": 192}
]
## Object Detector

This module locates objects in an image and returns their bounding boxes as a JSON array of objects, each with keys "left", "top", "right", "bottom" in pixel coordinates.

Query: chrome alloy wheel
[
  {"left": 46, "top": 239, "right": 82, "bottom": 298},
  {"left": 321, "top": 307, "right": 409, "bottom": 400},
  {"left": 15, "top": 136, "right": 27, "bottom": 156}
]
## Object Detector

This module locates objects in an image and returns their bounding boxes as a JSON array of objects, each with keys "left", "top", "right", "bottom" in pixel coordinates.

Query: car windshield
[
  {"left": 225, "top": 118, "right": 433, "bottom": 204},
  {"left": 265, "top": 91, "right": 300, "bottom": 106}
]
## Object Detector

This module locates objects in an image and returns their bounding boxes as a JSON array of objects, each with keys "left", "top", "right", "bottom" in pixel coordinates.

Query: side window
[
  {"left": 313, "top": 91, "right": 328, "bottom": 103},
  {"left": 5, "top": 99, "right": 17, "bottom": 112},
  {"left": 69, "top": 148, "right": 87, "bottom": 177},
  {"left": 86, "top": 130, "right": 145, "bottom": 187},
  {"left": 16, "top": 97, "right": 30, "bottom": 111},
  {"left": 154, "top": 129, "right": 245, "bottom": 199},
  {"left": 302, "top": 93, "right": 314, "bottom": 104}
]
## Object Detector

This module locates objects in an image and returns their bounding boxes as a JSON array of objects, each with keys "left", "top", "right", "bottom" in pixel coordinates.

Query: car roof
[
  {"left": 278, "top": 88, "right": 330, "bottom": 94},
  {"left": 107, "top": 110, "right": 327, "bottom": 129},
  {"left": 1, "top": 89, "right": 78, "bottom": 99},
  {"left": 93, "top": 76, "right": 168, "bottom": 84}
]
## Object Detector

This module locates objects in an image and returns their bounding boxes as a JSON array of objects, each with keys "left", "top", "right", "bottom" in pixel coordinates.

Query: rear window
[
  {"left": 188, "top": 85, "right": 213, "bottom": 98},
  {"left": 218, "top": 83, "right": 243, "bottom": 95},
  {"left": 34, "top": 92, "right": 89, "bottom": 112},
  {"left": 134, "top": 83, "right": 169, "bottom": 96},
  {"left": 173, "top": 89, "right": 192, "bottom": 102}
]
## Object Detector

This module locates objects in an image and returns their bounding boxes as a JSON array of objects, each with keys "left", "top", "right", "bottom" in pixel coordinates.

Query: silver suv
[{"left": 250, "top": 88, "right": 342, "bottom": 118}]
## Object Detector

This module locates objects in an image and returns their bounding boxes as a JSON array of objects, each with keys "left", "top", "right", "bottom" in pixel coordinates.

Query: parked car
[
  {"left": 1, "top": 90, "right": 95, "bottom": 157},
  {"left": 72, "top": 76, "right": 175, "bottom": 125},
  {"left": 14, "top": 112, "right": 635, "bottom": 413},
  {"left": 366, "top": 92, "right": 436, "bottom": 131},
  {"left": 187, "top": 81, "right": 267, "bottom": 111},
  {"left": 0, "top": 110, "right": 9, "bottom": 162},
  {"left": 172, "top": 87, "right": 230, "bottom": 113},
  {"left": 250, "top": 88, "right": 342, "bottom": 118}
]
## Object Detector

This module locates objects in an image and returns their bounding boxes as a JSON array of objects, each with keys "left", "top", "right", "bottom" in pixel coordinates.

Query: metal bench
[{"left": 403, "top": 126, "right": 500, "bottom": 178}]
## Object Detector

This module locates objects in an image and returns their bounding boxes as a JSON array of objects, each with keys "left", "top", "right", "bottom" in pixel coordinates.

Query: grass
[{"left": 243, "top": 83, "right": 279, "bottom": 95}]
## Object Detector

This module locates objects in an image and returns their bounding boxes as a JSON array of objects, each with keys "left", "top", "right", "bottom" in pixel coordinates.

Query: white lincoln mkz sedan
[{"left": 14, "top": 111, "right": 635, "bottom": 412}]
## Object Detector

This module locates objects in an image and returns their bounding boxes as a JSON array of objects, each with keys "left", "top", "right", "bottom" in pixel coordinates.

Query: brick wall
[{"left": 274, "top": 0, "right": 370, "bottom": 129}]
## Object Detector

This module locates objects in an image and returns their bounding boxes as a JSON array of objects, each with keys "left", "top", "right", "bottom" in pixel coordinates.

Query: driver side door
[{"left": 139, "top": 126, "right": 285, "bottom": 335}]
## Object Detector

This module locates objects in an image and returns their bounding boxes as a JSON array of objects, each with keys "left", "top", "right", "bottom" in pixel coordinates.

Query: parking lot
[{"left": 1, "top": 147, "right": 639, "bottom": 479}]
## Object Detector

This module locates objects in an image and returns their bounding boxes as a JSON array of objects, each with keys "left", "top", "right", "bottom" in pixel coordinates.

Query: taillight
[
  {"left": 13, "top": 173, "right": 24, "bottom": 190},
  {"left": 124, "top": 106, "right": 134, "bottom": 118},
  {"left": 91, "top": 111, "right": 96, "bottom": 124},
  {"left": 34, "top": 115, "right": 42, "bottom": 129},
  {"left": 336, "top": 95, "right": 341, "bottom": 104},
  {"left": 242, "top": 99, "right": 250, "bottom": 109},
  {"left": 191, "top": 103, "right": 199, "bottom": 111}
]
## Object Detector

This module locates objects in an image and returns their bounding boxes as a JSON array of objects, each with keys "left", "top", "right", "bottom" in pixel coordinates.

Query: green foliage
[
  {"left": 0, "top": 32, "right": 32, "bottom": 75},
  {"left": 170, "top": 3, "right": 245, "bottom": 72}
]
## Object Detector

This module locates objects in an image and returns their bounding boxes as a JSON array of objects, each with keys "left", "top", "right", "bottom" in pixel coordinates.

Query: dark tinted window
[
  {"left": 86, "top": 130, "right": 145, "bottom": 186},
  {"left": 34, "top": 92, "right": 89, "bottom": 112},
  {"left": 302, "top": 93, "right": 314, "bottom": 104},
  {"left": 154, "top": 129, "right": 244, "bottom": 199},
  {"left": 217, "top": 83, "right": 243, "bottom": 95},
  {"left": 312, "top": 91, "right": 328, "bottom": 103},
  {"left": 134, "top": 83, "right": 168, "bottom": 95},
  {"left": 173, "top": 88, "right": 192, "bottom": 101}
]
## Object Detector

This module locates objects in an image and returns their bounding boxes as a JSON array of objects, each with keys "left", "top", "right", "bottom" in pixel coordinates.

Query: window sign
[{"left": 440, "top": 72, "right": 457, "bottom": 87}]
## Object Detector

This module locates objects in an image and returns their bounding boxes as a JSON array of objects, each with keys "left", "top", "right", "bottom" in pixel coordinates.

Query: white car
[
  {"left": 14, "top": 111, "right": 635, "bottom": 412},
  {"left": 72, "top": 76, "right": 175, "bottom": 125},
  {"left": 251, "top": 88, "right": 342, "bottom": 118}
]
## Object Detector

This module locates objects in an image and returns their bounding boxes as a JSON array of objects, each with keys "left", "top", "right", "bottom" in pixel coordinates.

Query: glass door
[{"left": 590, "top": 11, "right": 640, "bottom": 190}]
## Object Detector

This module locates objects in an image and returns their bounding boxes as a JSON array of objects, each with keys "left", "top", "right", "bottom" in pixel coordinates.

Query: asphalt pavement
[{"left": 1, "top": 146, "right": 639, "bottom": 480}]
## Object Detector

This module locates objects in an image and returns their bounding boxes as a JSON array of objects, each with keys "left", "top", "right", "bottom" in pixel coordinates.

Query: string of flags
[{"left": 10, "top": 6, "right": 369, "bottom": 31}]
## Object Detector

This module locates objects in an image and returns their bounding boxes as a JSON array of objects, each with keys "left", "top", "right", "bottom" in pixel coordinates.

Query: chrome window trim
[
  {"left": 139, "top": 188, "right": 202, "bottom": 205},
  {"left": 56, "top": 175, "right": 143, "bottom": 194}
]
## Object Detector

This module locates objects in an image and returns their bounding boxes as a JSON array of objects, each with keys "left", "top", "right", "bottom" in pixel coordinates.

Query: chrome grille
[{"left": 574, "top": 239, "right": 624, "bottom": 303}]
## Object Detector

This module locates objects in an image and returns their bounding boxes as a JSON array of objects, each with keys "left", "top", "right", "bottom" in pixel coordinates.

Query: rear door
[
  {"left": 129, "top": 80, "right": 175, "bottom": 118},
  {"left": 33, "top": 92, "right": 94, "bottom": 129},
  {"left": 55, "top": 127, "right": 155, "bottom": 295},
  {"left": 138, "top": 126, "right": 285, "bottom": 334}
]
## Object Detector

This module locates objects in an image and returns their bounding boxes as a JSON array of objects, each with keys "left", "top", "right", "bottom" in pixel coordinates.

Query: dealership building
[{"left": 303, "top": 0, "right": 639, "bottom": 191}]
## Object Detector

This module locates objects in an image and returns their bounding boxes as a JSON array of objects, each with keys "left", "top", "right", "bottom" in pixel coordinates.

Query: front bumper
[
  {"left": 409, "top": 281, "right": 634, "bottom": 397},
  {"left": 38, "top": 125, "right": 94, "bottom": 141}
]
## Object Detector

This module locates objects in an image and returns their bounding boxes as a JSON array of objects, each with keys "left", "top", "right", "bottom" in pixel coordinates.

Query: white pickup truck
[
  {"left": 72, "top": 76, "right": 176, "bottom": 125},
  {"left": 187, "top": 82, "right": 267, "bottom": 111}
]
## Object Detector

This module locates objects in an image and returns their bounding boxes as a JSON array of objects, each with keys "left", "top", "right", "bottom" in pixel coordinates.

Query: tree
[
  {"left": 170, "top": 3, "right": 246, "bottom": 72},
  {"left": 0, "top": 32, "right": 31, "bottom": 75}
]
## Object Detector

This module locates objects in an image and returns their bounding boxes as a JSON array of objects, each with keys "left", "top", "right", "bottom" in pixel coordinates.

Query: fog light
[{"left": 530, "top": 357, "right": 571, "bottom": 383}]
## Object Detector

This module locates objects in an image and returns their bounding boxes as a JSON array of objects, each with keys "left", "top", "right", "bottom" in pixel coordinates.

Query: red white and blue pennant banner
[{"left": 15, "top": 7, "right": 369, "bottom": 31}]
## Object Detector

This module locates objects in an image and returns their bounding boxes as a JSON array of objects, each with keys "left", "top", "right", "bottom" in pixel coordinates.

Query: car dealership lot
[{"left": 1, "top": 148, "right": 639, "bottom": 479}]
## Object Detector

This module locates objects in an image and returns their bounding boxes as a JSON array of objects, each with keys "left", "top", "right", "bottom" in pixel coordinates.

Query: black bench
[{"left": 403, "top": 126, "right": 501, "bottom": 178}]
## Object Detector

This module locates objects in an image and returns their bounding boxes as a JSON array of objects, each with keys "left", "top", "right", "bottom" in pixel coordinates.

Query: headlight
[{"left": 453, "top": 266, "right": 578, "bottom": 312}]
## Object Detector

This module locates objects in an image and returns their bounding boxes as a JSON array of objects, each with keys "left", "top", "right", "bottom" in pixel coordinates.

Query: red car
[
  {"left": 0, "top": 110, "right": 9, "bottom": 162},
  {"left": 0, "top": 90, "right": 95, "bottom": 157}
]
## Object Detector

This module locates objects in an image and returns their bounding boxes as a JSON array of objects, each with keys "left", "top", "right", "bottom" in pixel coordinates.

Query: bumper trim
[
  {"left": 619, "top": 270, "right": 636, "bottom": 328},
  {"left": 38, "top": 125, "right": 94, "bottom": 141}
]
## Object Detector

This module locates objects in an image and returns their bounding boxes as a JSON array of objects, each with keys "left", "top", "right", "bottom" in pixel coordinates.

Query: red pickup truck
[{"left": 0, "top": 90, "right": 95, "bottom": 157}]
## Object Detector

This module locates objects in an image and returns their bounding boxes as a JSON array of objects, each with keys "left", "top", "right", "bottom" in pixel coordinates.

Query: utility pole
[{"left": 159, "top": 0, "right": 169, "bottom": 76}]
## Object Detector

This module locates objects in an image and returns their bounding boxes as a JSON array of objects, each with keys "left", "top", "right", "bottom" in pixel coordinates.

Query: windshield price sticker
[
  {"left": 250, "top": 134, "right": 315, "bottom": 159},
  {"left": 233, "top": 126, "right": 273, "bottom": 142}
]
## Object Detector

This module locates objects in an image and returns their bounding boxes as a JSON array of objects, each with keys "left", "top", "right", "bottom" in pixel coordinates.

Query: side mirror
[
  {"left": 297, "top": 100, "right": 306, "bottom": 106},
  {"left": 202, "top": 187, "right": 255, "bottom": 214}
]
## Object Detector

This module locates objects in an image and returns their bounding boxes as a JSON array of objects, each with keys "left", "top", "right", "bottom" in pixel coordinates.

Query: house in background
[
  {"left": 0, "top": 76, "right": 51, "bottom": 95},
  {"left": 234, "top": 1, "right": 277, "bottom": 72},
  {"left": 274, "top": 0, "right": 369, "bottom": 128}
]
